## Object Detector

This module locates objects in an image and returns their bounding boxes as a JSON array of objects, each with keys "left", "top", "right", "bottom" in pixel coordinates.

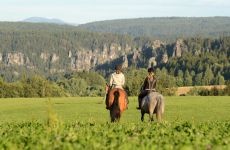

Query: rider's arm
[
  {"left": 109, "top": 74, "right": 114, "bottom": 87},
  {"left": 141, "top": 77, "right": 148, "bottom": 91}
]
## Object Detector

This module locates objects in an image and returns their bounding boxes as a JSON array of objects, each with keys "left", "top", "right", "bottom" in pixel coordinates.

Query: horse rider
[
  {"left": 109, "top": 64, "right": 125, "bottom": 90},
  {"left": 137, "top": 67, "right": 157, "bottom": 109},
  {"left": 106, "top": 64, "right": 128, "bottom": 109}
]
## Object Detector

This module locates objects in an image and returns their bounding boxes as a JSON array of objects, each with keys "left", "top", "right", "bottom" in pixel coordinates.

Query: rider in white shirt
[
  {"left": 109, "top": 65, "right": 125, "bottom": 89},
  {"left": 106, "top": 64, "right": 128, "bottom": 109}
]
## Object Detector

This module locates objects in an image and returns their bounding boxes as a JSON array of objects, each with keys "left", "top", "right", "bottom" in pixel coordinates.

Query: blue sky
[{"left": 0, "top": 0, "right": 229, "bottom": 24}]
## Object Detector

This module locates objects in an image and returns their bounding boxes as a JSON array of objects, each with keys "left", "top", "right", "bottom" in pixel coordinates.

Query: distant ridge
[
  {"left": 22, "top": 17, "right": 67, "bottom": 25},
  {"left": 79, "top": 17, "right": 230, "bottom": 40}
]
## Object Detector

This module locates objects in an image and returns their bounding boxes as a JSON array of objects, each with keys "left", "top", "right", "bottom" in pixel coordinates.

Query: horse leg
[
  {"left": 110, "top": 109, "right": 116, "bottom": 122},
  {"left": 149, "top": 113, "right": 154, "bottom": 122},
  {"left": 110, "top": 111, "right": 114, "bottom": 122},
  {"left": 117, "top": 113, "right": 121, "bottom": 122},
  {"left": 141, "top": 111, "right": 145, "bottom": 122},
  {"left": 156, "top": 111, "right": 162, "bottom": 122}
]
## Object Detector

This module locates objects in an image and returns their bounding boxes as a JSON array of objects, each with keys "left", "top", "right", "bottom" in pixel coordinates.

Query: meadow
[{"left": 0, "top": 96, "right": 230, "bottom": 149}]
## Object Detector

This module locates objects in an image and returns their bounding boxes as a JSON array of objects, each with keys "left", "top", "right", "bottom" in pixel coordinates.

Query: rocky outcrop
[
  {"left": 148, "top": 57, "right": 157, "bottom": 68},
  {"left": 50, "top": 53, "right": 59, "bottom": 63},
  {"left": 5, "top": 52, "right": 25, "bottom": 65},
  {"left": 68, "top": 51, "right": 72, "bottom": 58},
  {"left": 0, "top": 52, "right": 35, "bottom": 68},
  {"left": 131, "top": 48, "right": 141, "bottom": 63},
  {"left": 70, "top": 43, "right": 125, "bottom": 71},
  {"left": 108, "top": 47, "right": 116, "bottom": 60},
  {"left": 172, "top": 39, "right": 187, "bottom": 57},
  {"left": 125, "top": 44, "right": 132, "bottom": 53},
  {"left": 71, "top": 50, "right": 92, "bottom": 71},
  {"left": 161, "top": 53, "right": 168, "bottom": 64},
  {"left": 0, "top": 39, "right": 192, "bottom": 73},
  {"left": 122, "top": 55, "right": 128, "bottom": 68},
  {"left": 151, "top": 40, "right": 165, "bottom": 49},
  {"left": 40, "top": 52, "right": 49, "bottom": 62},
  {"left": 41, "top": 52, "right": 59, "bottom": 63}
]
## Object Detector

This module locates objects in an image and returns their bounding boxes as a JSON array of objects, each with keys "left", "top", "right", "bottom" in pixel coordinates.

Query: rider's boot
[{"left": 136, "top": 97, "right": 141, "bottom": 110}]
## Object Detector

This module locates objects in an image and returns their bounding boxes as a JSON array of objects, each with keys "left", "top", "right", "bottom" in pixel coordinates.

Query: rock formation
[
  {"left": 122, "top": 55, "right": 128, "bottom": 68},
  {"left": 172, "top": 39, "right": 187, "bottom": 57},
  {"left": 5, "top": 52, "right": 25, "bottom": 65},
  {"left": 162, "top": 53, "right": 168, "bottom": 64},
  {"left": 40, "top": 52, "right": 49, "bottom": 62},
  {"left": 148, "top": 57, "right": 157, "bottom": 68},
  {"left": 151, "top": 40, "right": 165, "bottom": 49},
  {"left": 50, "top": 53, "right": 59, "bottom": 63}
]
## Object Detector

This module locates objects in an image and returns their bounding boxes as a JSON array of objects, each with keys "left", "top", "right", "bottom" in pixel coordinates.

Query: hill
[
  {"left": 79, "top": 17, "right": 230, "bottom": 40},
  {"left": 0, "top": 22, "right": 229, "bottom": 88},
  {"left": 22, "top": 17, "right": 67, "bottom": 25}
]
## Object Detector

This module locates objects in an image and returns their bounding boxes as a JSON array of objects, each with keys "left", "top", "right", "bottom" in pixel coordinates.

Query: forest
[{"left": 0, "top": 22, "right": 229, "bottom": 97}]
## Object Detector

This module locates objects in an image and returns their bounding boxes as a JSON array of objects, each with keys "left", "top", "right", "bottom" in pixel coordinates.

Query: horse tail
[
  {"left": 155, "top": 94, "right": 164, "bottom": 122},
  {"left": 113, "top": 90, "right": 120, "bottom": 110},
  {"left": 156, "top": 94, "right": 164, "bottom": 114}
]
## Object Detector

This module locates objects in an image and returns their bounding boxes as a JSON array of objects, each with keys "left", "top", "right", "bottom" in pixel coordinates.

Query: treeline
[
  {"left": 1, "top": 68, "right": 175, "bottom": 98},
  {"left": 0, "top": 68, "right": 229, "bottom": 98},
  {"left": 79, "top": 17, "right": 230, "bottom": 40},
  {"left": 49, "top": 71, "right": 106, "bottom": 96},
  {"left": 0, "top": 71, "right": 106, "bottom": 98},
  {"left": 188, "top": 83, "right": 230, "bottom": 96},
  {"left": 0, "top": 76, "right": 66, "bottom": 98}
]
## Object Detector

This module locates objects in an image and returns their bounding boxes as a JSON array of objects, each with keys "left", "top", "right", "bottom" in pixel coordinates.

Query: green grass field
[
  {"left": 0, "top": 96, "right": 229, "bottom": 123},
  {"left": 0, "top": 96, "right": 230, "bottom": 149}
]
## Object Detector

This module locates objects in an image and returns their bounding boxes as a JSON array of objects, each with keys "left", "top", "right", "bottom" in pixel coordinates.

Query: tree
[
  {"left": 202, "top": 67, "right": 214, "bottom": 85},
  {"left": 184, "top": 70, "right": 192, "bottom": 86},
  {"left": 176, "top": 70, "right": 184, "bottom": 87},
  {"left": 194, "top": 73, "right": 203, "bottom": 86},
  {"left": 214, "top": 72, "right": 225, "bottom": 85},
  {"left": 58, "top": 78, "right": 87, "bottom": 96},
  {"left": 124, "top": 68, "right": 146, "bottom": 96}
]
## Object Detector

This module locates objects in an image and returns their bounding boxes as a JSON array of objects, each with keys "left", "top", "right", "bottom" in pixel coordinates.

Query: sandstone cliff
[{"left": 0, "top": 39, "right": 191, "bottom": 73}]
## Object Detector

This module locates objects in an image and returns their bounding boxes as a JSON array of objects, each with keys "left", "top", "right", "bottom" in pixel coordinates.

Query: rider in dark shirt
[{"left": 137, "top": 67, "right": 157, "bottom": 109}]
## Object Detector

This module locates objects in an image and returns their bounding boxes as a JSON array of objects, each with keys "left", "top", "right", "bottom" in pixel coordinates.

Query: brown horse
[{"left": 106, "top": 87, "right": 127, "bottom": 122}]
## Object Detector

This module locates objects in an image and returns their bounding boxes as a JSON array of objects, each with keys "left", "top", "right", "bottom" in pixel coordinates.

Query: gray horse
[{"left": 140, "top": 92, "right": 164, "bottom": 122}]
